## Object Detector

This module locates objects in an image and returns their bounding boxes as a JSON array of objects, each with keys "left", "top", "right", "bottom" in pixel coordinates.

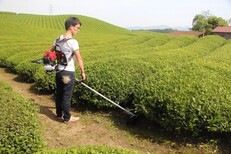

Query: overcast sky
[{"left": 0, "top": 0, "right": 230, "bottom": 28}]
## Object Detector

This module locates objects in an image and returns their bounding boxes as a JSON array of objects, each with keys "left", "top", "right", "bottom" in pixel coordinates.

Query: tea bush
[
  {"left": 134, "top": 62, "right": 231, "bottom": 135},
  {"left": 0, "top": 81, "right": 44, "bottom": 153},
  {"left": 0, "top": 12, "right": 230, "bottom": 136},
  {"left": 74, "top": 57, "right": 155, "bottom": 108},
  {"left": 33, "top": 67, "right": 56, "bottom": 92},
  {"left": 15, "top": 61, "right": 42, "bottom": 82},
  {"left": 133, "top": 37, "right": 231, "bottom": 135}
]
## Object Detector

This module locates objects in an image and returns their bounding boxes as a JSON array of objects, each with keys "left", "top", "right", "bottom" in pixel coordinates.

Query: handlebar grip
[{"left": 75, "top": 78, "right": 83, "bottom": 84}]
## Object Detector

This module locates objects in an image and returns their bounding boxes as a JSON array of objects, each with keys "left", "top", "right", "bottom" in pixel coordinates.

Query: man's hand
[{"left": 81, "top": 72, "right": 86, "bottom": 81}]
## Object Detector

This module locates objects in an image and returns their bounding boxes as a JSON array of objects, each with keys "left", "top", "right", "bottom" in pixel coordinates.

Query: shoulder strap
[
  {"left": 56, "top": 36, "right": 74, "bottom": 44},
  {"left": 55, "top": 36, "right": 75, "bottom": 63}
]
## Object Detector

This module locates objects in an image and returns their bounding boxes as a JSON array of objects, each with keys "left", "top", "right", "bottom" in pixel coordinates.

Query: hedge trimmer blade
[{"left": 31, "top": 59, "right": 43, "bottom": 64}]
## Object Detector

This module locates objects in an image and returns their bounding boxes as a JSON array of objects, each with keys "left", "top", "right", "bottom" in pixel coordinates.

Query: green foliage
[
  {"left": 133, "top": 35, "right": 231, "bottom": 135},
  {"left": 15, "top": 61, "right": 42, "bottom": 82},
  {"left": 0, "top": 12, "right": 230, "bottom": 136},
  {"left": 134, "top": 62, "right": 231, "bottom": 135},
  {"left": 33, "top": 67, "right": 56, "bottom": 92},
  {"left": 37, "top": 145, "right": 138, "bottom": 154},
  {"left": 192, "top": 11, "right": 228, "bottom": 35},
  {"left": 0, "top": 81, "right": 44, "bottom": 153},
  {"left": 74, "top": 57, "right": 155, "bottom": 108},
  {"left": 207, "top": 16, "right": 228, "bottom": 30}
]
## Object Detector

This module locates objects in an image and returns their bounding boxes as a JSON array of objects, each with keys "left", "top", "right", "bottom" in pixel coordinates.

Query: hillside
[
  {"left": 0, "top": 11, "right": 129, "bottom": 33},
  {"left": 0, "top": 12, "right": 230, "bottom": 153}
]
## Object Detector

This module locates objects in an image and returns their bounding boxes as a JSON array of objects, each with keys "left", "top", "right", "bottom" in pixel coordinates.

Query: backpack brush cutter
[{"left": 76, "top": 78, "right": 138, "bottom": 126}]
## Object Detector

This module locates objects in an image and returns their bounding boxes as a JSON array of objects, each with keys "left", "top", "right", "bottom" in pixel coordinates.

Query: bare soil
[{"left": 0, "top": 67, "right": 224, "bottom": 154}]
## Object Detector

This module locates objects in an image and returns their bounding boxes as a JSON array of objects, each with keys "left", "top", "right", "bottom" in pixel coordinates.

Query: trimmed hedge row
[
  {"left": 0, "top": 81, "right": 44, "bottom": 153},
  {"left": 0, "top": 13, "right": 230, "bottom": 136},
  {"left": 134, "top": 62, "right": 231, "bottom": 135},
  {"left": 0, "top": 81, "right": 138, "bottom": 153},
  {"left": 133, "top": 36, "right": 231, "bottom": 135},
  {"left": 74, "top": 57, "right": 155, "bottom": 108},
  {"left": 73, "top": 35, "right": 231, "bottom": 135},
  {"left": 2, "top": 35, "right": 230, "bottom": 136}
]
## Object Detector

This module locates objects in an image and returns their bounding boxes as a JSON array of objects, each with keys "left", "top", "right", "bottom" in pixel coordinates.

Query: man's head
[
  {"left": 65, "top": 17, "right": 81, "bottom": 36},
  {"left": 65, "top": 17, "right": 81, "bottom": 30}
]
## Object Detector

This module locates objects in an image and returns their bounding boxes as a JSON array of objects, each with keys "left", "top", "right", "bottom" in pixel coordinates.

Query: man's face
[{"left": 70, "top": 23, "right": 81, "bottom": 36}]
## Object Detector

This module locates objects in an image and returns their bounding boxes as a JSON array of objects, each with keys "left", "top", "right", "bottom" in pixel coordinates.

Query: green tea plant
[
  {"left": 0, "top": 81, "right": 44, "bottom": 153},
  {"left": 0, "top": 12, "right": 230, "bottom": 136}
]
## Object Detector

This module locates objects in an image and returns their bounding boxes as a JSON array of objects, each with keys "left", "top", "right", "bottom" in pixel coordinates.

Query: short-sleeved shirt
[{"left": 53, "top": 35, "right": 79, "bottom": 72}]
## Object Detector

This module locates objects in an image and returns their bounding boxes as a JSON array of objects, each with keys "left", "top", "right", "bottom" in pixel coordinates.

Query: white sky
[{"left": 0, "top": 0, "right": 230, "bottom": 28}]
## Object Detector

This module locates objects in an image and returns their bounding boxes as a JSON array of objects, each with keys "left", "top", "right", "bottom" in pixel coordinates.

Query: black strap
[
  {"left": 54, "top": 36, "right": 76, "bottom": 73},
  {"left": 55, "top": 36, "right": 75, "bottom": 62}
]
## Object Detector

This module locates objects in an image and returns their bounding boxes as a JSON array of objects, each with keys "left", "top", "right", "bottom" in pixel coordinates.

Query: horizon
[{"left": 0, "top": 0, "right": 230, "bottom": 28}]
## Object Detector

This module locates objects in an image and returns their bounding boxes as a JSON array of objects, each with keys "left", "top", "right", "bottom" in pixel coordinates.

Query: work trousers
[{"left": 55, "top": 70, "right": 75, "bottom": 121}]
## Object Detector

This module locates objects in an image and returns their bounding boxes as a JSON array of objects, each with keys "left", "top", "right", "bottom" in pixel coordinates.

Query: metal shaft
[{"left": 77, "top": 79, "right": 136, "bottom": 117}]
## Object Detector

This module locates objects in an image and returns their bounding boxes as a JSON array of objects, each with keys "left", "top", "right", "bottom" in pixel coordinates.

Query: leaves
[
  {"left": 192, "top": 11, "right": 228, "bottom": 35},
  {"left": 0, "top": 13, "right": 230, "bottom": 136},
  {"left": 0, "top": 81, "right": 44, "bottom": 153}
]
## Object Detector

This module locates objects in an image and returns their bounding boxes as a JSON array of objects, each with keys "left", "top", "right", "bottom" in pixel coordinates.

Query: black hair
[{"left": 65, "top": 17, "right": 81, "bottom": 30}]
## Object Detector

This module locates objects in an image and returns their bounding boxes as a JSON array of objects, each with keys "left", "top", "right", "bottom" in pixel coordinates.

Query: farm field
[
  {"left": 0, "top": 12, "right": 230, "bottom": 153},
  {"left": 0, "top": 67, "right": 215, "bottom": 154}
]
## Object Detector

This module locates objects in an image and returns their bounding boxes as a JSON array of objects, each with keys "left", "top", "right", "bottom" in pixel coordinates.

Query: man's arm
[
  {"left": 49, "top": 45, "right": 55, "bottom": 52},
  {"left": 74, "top": 50, "right": 86, "bottom": 80}
]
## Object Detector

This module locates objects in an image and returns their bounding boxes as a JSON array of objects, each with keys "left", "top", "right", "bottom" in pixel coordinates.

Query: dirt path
[
  {"left": 3, "top": 67, "right": 223, "bottom": 154},
  {"left": 1, "top": 67, "right": 177, "bottom": 154}
]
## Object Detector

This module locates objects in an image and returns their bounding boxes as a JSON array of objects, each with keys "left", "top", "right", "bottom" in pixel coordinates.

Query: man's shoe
[
  {"left": 64, "top": 116, "right": 80, "bottom": 123},
  {"left": 57, "top": 116, "right": 63, "bottom": 120}
]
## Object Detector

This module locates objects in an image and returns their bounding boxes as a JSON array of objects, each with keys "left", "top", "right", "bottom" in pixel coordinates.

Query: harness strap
[{"left": 55, "top": 37, "right": 75, "bottom": 64}]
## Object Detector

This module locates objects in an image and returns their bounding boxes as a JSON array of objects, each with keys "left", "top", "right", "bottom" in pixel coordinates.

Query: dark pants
[{"left": 55, "top": 70, "right": 75, "bottom": 121}]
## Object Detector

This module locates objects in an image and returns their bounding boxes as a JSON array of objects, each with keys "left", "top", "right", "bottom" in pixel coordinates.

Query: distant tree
[
  {"left": 207, "top": 16, "right": 228, "bottom": 34},
  {"left": 192, "top": 10, "right": 228, "bottom": 35},
  {"left": 192, "top": 14, "right": 208, "bottom": 36}
]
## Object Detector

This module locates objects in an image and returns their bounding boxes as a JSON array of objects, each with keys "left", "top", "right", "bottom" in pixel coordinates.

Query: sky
[{"left": 0, "top": 0, "right": 230, "bottom": 28}]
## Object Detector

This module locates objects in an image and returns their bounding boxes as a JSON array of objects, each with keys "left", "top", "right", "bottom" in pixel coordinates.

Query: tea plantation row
[
  {"left": 0, "top": 80, "right": 138, "bottom": 153},
  {"left": 0, "top": 12, "right": 230, "bottom": 136},
  {"left": 0, "top": 81, "right": 43, "bottom": 153}
]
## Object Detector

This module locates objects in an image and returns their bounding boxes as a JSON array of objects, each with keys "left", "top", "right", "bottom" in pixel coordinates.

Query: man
[{"left": 49, "top": 17, "right": 86, "bottom": 123}]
